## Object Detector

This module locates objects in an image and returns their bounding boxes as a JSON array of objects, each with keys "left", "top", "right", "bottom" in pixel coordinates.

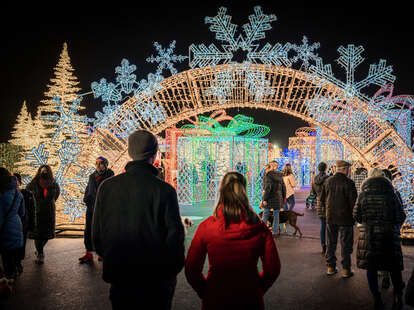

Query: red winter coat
[{"left": 185, "top": 207, "right": 281, "bottom": 310}]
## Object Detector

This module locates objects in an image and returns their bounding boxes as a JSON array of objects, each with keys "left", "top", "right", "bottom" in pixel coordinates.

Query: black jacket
[
  {"left": 26, "top": 179, "right": 60, "bottom": 240},
  {"left": 92, "top": 160, "right": 185, "bottom": 284},
  {"left": 263, "top": 170, "right": 286, "bottom": 210},
  {"left": 353, "top": 176, "right": 405, "bottom": 271},
  {"left": 312, "top": 172, "right": 329, "bottom": 218},
  {"left": 319, "top": 173, "right": 357, "bottom": 226},
  {"left": 83, "top": 168, "right": 114, "bottom": 211},
  {"left": 20, "top": 188, "right": 36, "bottom": 233}
]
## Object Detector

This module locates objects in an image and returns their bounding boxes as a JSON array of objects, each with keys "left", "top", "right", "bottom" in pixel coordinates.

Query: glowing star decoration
[
  {"left": 291, "top": 36, "right": 321, "bottom": 71},
  {"left": 245, "top": 69, "right": 275, "bottom": 104},
  {"left": 25, "top": 143, "right": 49, "bottom": 167},
  {"left": 146, "top": 41, "right": 188, "bottom": 76},
  {"left": 61, "top": 189, "right": 86, "bottom": 222},
  {"left": 309, "top": 44, "right": 396, "bottom": 101},
  {"left": 41, "top": 97, "right": 92, "bottom": 143},
  {"left": 136, "top": 100, "right": 167, "bottom": 126}
]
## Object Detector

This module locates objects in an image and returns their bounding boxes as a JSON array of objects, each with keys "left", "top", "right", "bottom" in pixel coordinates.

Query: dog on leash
[
  {"left": 258, "top": 207, "right": 304, "bottom": 237},
  {"left": 181, "top": 217, "right": 193, "bottom": 234}
]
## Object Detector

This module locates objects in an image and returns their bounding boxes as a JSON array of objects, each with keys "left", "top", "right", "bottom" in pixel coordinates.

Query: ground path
[{"left": 2, "top": 188, "right": 414, "bottom": 310}]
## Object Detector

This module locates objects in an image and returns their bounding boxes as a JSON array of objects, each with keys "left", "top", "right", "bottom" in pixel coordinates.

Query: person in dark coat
[
  {"left": 262, "top": 162, "right": 286, "bottom": 237},
  {"left": 26, "top": 165, "right": 60, "bottom": 265},
  {"left": 185, "top": 172, "right": 280, "bottom": 310},
  {"left": 92, "top": 130, "right": 185, "bottom": 310},
  {"left": 13, "top": 173, "right": 36, "bottom": 274},
  {"left": 0, "top": 167, "right": 24, "bottom": 281},
  {"left": 319, "top": 160, "right": 357, "bottom": 278},
  {"left": 354, "top": 168, "right": 406, "bottom": 310},
  {"left": 312, "top": 162, "right": 329, "bottom": 255},
  {"left": 79, "top": 157, "right": 114, "bottom": 264}
]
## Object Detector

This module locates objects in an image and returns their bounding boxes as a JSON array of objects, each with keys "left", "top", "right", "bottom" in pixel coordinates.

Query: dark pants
[
  {"left": 84, "top": 211, "right": 93, "bottom": 252},
  {"left": 17, "top": 229, "right": 28, "bottom": 261},
  {"left": 283, "top": 195, "right": 295, "bottom": 211},
  {"left": 367, "top": 269, "right": 404, "bottom": 296},
  {"left": 109, "top": 278, "right": 177, "bottom": 310},
  {"left": 326, "top": 223, "right": 354, "bottom": 269},
  {"left": 320, "top": 218, "right": 326, "bottom": 246},
  {"left": 1, "top": 249, "right": 19, "bottom": 277},
  {"left": 34, "top": 239, "right": 48, "bottom": 254}
]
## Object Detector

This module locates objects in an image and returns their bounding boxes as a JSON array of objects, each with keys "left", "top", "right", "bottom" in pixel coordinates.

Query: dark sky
[{"left": 1, "top": 2, "right": 413, "bottom": 149}]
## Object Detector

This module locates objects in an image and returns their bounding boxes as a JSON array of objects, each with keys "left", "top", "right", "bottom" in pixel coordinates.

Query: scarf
[{"left": 39, "top": 177, "right": 52, "bottom": 198}]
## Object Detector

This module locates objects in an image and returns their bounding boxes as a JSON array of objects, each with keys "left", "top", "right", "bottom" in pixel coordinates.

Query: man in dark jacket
[
  {"left": 92, "top": 130, "right": 185, "bottom": 310},
  {"left": 79, "top": 157, "right": 114, "bottom": 264},
  {"left": 319, "top": 160, "right": 357, "bottom": 278},
  {"left": 312, "top": 162, "right": 329, "bottom": 255},
  {"left": 262, "top": 161, "right": 286, "bottom": 237}
]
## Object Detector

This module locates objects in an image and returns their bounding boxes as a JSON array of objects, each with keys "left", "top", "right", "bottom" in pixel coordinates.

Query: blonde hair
[
  {"left": 214, "top": 172, "right": 259, "bottom": 228},
  {"left": 368, "top": 168, "right": 384, "bottom": 178}
]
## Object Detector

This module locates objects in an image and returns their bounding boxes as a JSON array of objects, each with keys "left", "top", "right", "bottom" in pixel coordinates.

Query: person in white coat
[{"left": 282, "top": 163, "right": 297, "bottom": 211}]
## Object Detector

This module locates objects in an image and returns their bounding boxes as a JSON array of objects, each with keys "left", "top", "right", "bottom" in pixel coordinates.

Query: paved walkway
[{"left": 2, "top": 189, "right": 414, "bottom": 310}]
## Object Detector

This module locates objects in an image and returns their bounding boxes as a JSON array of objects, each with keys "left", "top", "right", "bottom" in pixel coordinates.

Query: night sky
[{"left": 1, "top": 2, "right": 413, "bottom": 149}]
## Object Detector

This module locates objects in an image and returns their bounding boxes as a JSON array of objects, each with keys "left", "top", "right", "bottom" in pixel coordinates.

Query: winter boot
[
  {"left": 78, "top": 252, "right": 93, "bottom": 264},
  {"left": 327, "top": 266, "right": 337, "bottom": 276},
  {"left": 342, "top": 269, "right": 354, "bottom": 278}
]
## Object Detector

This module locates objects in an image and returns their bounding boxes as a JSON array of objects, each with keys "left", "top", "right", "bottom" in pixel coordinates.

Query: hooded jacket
[
  {"left": 185, "top": 207, "right": 280, "bottom": 310},
  {"left": 92, "top": 160, "right": 185, "bottom": 285},
  {"left": 353, "top": 176, "right": 405, "bottom": 271},
  {"left": 312, "top": 172, "right": 329, "bottom": 218},
  {"left": 0, "top": 176, "right": 24, "bottom": 250},
  {"left": 263, "top": 170, "right": 286, "bottom": 210}
]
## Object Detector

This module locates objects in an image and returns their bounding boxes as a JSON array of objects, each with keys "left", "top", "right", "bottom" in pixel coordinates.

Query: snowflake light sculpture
[
  {"left": 205, "top": 69, "right": 236, "bottom": 105},
  {"left": 309, "top": 44, "right": 395, "bottom": 102},
  {"left": 291, "top": 36, "right": 321, "bottom": 71},
  {"left": 189, "top": 6, "right": 320, "bottom": 70},
  {"left": 41, "top": 97, "right": 92, "bottom": 143},
  {"left": 147, "top": 41, "right": 188, "bottom": 76},
  {"left": 61, "top": 189, "right": 86, "bottom": 223},
  {"left": 25, "top": 143, "right": 49, "bottom": 167},
  {"left": 136, "top": 100, "right": 167, "bottom": 126},
  {"left": 245, "top": 69, "right": 275, "bottom": 104}
]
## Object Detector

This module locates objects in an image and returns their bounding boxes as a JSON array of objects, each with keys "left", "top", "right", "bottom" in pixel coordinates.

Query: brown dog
[{"left": 258, "top": 209, "right": 304, "bottom": 237}]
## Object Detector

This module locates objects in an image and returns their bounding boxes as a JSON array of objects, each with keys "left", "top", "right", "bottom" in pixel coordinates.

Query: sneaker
[
  {"left": 342, "top": 269, "right": 354, "bottom": 278},
  {"left": 97, "top": 256, "right": 103, "bottom": 262},
  {"left": 78, "top": 252, "right": 93, "bottom": 264},
  {"left": 35, "top": 252, "right": 44, "bottom": 265},
  {"left": 327, "top": 266, "right": 338, "bottom": 276}
]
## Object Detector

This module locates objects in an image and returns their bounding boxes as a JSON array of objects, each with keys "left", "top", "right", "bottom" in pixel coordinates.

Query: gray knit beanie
[{"left": 128, "top": 130, "right": 158, "bottom": 161}]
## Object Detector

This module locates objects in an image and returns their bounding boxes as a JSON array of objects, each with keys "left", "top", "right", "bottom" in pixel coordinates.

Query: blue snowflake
[
  {"left": 91, "top": 59, "right": 164, "bottom": 106},
  {"left": 146, "top": 41, "right": 188, "bottom": 76},
  {"left": 55, "top": 140, "right": 82, "bottom": 183},
  {"left": 205, "top": 67, "right": 236, "bottom": 105},
  {"left": 309, "top": 44, "right": 395, "bottom": 101},
  {"left": 245, "top": 69, "right": 275, "bottom": 104},
  {"left": 41, "top": 97, "right": 92, "bottom": 143},
  {"left": 61, "top": 189, "right": 86, "bottom": 222},
  {"left": 136, "top": 100, "right": 167, "bottom": 126},
  {"left": 291, "top": 36, "right": 321, "bottom": 71},
  {"left": 25, "top": 143, "right": 49, "bottom": 167}
]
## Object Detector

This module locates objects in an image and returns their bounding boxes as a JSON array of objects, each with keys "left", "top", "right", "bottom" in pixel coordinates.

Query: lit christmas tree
[
  {"left": 37, "top": 42, "right": 85, "bottom": 168},
  {"left": 0, "top": 143, "right": 22, "bottom": 172}
]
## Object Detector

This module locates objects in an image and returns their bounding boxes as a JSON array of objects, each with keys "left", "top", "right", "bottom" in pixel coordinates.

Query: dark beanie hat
[
  {"left": 318, "top": 162, "right": 327, "bottom": 172},
  {"left": 128, "top": 130, "right": 158, "bottom": 161}
]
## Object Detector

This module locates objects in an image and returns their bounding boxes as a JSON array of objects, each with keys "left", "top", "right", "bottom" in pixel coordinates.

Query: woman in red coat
[{"left": 185, "top": 172, "right": 281, "bottom": 310}]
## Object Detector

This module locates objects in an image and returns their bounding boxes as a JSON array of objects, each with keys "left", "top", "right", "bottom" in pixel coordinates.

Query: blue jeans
[
  {"left": 263, "top": 208, "right": 280, "bottom": 234},
  {"left": 283, "top": 195, "right": 295, "bottom": 211},
  {"left": 320, "top": 218, "right": 326, "bottom": 246}
]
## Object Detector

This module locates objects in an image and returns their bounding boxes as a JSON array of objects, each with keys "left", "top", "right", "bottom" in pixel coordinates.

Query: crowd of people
[{"left": 0, "top": 128, "right": 413, "bottom": 310}]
